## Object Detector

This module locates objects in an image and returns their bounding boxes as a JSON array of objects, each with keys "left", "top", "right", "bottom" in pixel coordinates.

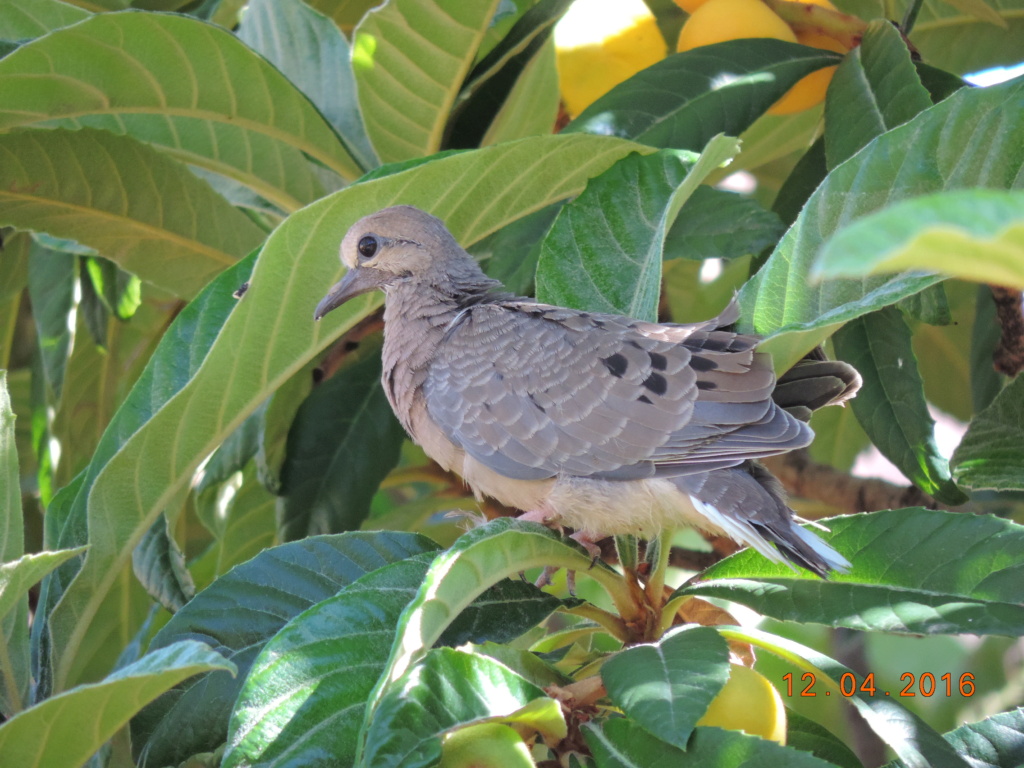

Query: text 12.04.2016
[{"left": 783, "top": 672, "right": 976, "bottom": 698}]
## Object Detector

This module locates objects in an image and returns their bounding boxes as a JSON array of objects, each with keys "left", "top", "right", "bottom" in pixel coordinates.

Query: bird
[{"left": 314, "top": 205, "right": 861, "bottom": 577}]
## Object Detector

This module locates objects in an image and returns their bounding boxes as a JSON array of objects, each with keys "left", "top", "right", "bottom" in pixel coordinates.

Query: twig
[
  {"left": 990, "top": 285, "right": 1024, "bottom": 377},
  {"left": 762, "top": 449, "right": 945, "bottom": 513}
]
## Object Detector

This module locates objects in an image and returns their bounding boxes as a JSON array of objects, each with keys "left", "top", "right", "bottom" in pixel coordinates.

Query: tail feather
[{"left": 773, "top": 351, "right": 861, "bottom": 422}]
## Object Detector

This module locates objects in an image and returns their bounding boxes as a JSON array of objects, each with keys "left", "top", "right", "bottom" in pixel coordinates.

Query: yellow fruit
[
  {"left": 676, "top": 0, "right": 796, "bottom": 53},
  {"left": 698, "top": 664, "right": 787, "bottom": 744},
  {"left": 554, "top": 0, "right": 668, "bottom": 117},
  {"left": 440, "top": 722, "right": 535, "bottom": 768},
  {"left": 768, "top": 0, "right": 849, "bottom": 114}
]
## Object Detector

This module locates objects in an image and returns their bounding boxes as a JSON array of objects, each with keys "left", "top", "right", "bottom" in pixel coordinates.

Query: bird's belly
[{"left": 545, "top": 476, "right": 726, "bottom": 539}]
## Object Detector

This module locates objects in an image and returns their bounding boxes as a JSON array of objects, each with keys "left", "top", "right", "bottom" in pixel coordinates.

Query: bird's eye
[{"left": 358, "top": 236, "right": 378, "bottom": 259}]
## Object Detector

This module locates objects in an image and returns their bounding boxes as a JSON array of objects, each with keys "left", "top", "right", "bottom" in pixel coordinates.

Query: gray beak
[{"left": 313, "top": 267, "right": 381, "bottom": 320}]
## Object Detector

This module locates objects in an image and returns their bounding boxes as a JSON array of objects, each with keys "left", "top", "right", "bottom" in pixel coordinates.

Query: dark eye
[{"left": 358, "top": 235, "right": 378, "bottom": 259}]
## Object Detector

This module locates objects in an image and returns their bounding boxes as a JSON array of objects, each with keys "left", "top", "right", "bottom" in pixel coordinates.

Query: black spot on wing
[
  {"left": 602, "top": 353, "right": 629, "bottom": 378},
  {"left": 638, "top": 394, "right": 653, "bottom": 405},
  {"left": 528, "top": 393, "right": 546, "bottom": 413},
  {"left": 648, "top": 351, "right": 667, "bottom": 371},
  {"left": 642, "top": 372, "right": 667, "bottom": 396},
  {"left": 696, "top": 379, "right": 718, "bottom": 390},
  {"left": 690, "top": 355, "right": 718, "bottom": 372}
]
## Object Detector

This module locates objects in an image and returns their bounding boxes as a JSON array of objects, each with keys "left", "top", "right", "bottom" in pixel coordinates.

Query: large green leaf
[
  {"left": 565, "top": 39, "right": 841, "bottom": 151},
  {"left": 277, "top": 336, "right": 405, "bottom": 540},
  {"left": 237, "top": 0, "right": 377, "bottom": 172},
  {"left": 813, "top": 190, "right": 1024, "bottom": 289},
  {"left": 132, "top": 532, "right": 436, "bottom": 767},
  {"left": 0, "top": 642, "right": 232, "bottom": 768},
  {"left": 41, "top": 133, "right": 647, "bottom": 692},
  {"left": 584, "top": 718, "right": 840, "bottom": 768},
  {"left": 353, "top": 0, "right": 502, "bottom": 163},
  {"left": 0, "top": 0, "right": 87, "bottom": 38},
  {"left": 225, "top": 553, "right": 561, "bottom": 768},
  {"left": 663, "top": 185, "right": 786, "bottom": 262},
  {"left": 601, "top": 626, "right": 729, "bottom": 750},
  {"left": 0, "top": 11, "right": 354, "bottom": 207},
  {"left": 738, "top": 77, "right": 1024, "bottom": 371},
  {"left": 0, "top": 129, "right": 263, "bottom": 298},
  {"left": 823, "top": 20, "right": 932, "bottom": 170},
  {"left": 26, "top": 244, "right": 76, "bottom": 400},
  {"left": 951, "top": 373, "right": 1024, "bottom": 491},
  {"left": 832, "top": 308, "right": 967, "bottom": 504},
  {"left": 363, "top": 648, "right": 550, "bottom": 768},
  {"left": 536, "top": 138, "right": 740, "bottom": 321},
  {"left": 680, "top": 508, "right": 1024, "bottom": 635},
  {"left": 937, "top": 707, "right": 1024, "bottom": 768}
]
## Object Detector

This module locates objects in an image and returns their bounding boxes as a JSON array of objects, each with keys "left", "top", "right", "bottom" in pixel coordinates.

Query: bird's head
[{"left": 314, "top": 205, "right": 485, "bottom": 320}]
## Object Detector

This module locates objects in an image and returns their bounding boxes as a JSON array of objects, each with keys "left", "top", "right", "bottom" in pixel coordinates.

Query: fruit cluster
[
  {"left": 555, "top": 0, "right": 855, "bottom": 117},
  {"left": 676, "top": 0, "right": 851, "bottom": 114}
]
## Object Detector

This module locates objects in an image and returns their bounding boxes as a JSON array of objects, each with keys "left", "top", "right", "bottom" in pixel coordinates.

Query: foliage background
[{"left": 0, "top": 0, "right": 1023, "bottom": 765}]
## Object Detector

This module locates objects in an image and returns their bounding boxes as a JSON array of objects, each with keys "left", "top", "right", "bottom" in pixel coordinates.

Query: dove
[{"left": 315, "top": 206, "right": 860, "bottom": 576}]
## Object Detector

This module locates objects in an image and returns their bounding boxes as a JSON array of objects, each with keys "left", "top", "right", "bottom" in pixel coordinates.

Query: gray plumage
[{"left": 315, "top": 206, "right": 861, "bottom": 577}]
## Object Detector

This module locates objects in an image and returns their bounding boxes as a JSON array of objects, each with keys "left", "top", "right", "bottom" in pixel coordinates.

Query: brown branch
[
  {"left": 762, "top": 450, "right": 947, "bottom": 513},
  {"left": 990, "top": 285, "right": 1024, "bottom": 377}
]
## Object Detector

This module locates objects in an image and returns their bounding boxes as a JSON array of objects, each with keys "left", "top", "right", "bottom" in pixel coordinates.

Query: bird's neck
[{"left": 380, "top": 280, "right": 486, "bottom": 436}]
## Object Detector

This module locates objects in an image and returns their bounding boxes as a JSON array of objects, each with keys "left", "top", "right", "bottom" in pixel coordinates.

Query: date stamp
[{"left": 783, "top": 672, "right": 976, "bottom": 698}]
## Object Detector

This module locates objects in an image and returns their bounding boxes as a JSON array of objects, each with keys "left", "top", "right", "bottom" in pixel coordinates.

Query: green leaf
[
  {"left": 824, "top": 20, "right": 932, "bottom": 170},
  {"left": 681, "top": 508, "right": 1024, "bottom": 636},
  {"left": 940, "top": 706, "right": 1024, "bottom": 768},
  {"left": 970, "top": 286, "right": 1006, "bottom": 413},
  {"left": 205, "top": 464, "right": 277, "bottom": 582},
  {"left": 952, "top": 372, "right": 1024, "bottom": 491},
  {"left": 237, "top": 0, "right": 377, "bottom": 172},
  {"left": 786, "top": 711, "right": 863, "bottom": 768},
  {"left": 0, "top": 548, "right": 84, "bottom": 715},
  {"left": 584, "top": 718, "right": 840, "bottom": 768},
  {"left": 470, "top": 202, "right": 562, "bottom": 296},
  {"left": 565, "top": 39, "right": 841, "bottom": 151},
  {"left": 0, "top": 641, "right": 233, "bottom": 768},
  {"left": 0, "top": 129, "right": 263, "bottom": 299},
  {"left": 0, "top": 371, "right": 19, "bottom": 564},
  {"left": 26, "top": 244, "right": 76, "bottom": 400},
  {"left": 0, "top": 11, "right": 354, "bottom": 207},
  {"left": 363, "top": 648, "right": 550, "bottom": 768},
  {"left": 0, "top": 233, "right": 28, "bottom": 370},
  {"left": 42, "top": 132, "right": 647, "bottom": 693},
  {"left": 132, "top": 515, "right": 194, "bottom": 613},
  {"left": 83, "top": 256, "right": 141, "bottom": 322},
  {"left": 353, "top": 0, "right": 502, "bottom": 163},
  {"left": 663, "top": 186, "right": 786, "bottom": 261},
  {"left": 907, "top": 0, "right": 1023, "bottom": 74},
  {"left": 537, "top": 138, "right": 740, "bottom": 321},
  {"left": 225, "top": 552, "right": 561, "bottom": 767},
  {"left": 479, "top": 36, "right": 560, "bottom": 147},
  {"left": 132, "top": 531, "right": 436, "bottom": 767},
  {"left": 0, "top": 0, "right": 89, "bottom": 38},
  {"left": 832, "top": 307, "right": 967, "bottom": 504},
  {"left": 601, "top": 626, "right": 729, "bottom": 749},
  {"left": 719, "top": 626, "right": 970, "bottom": 768},
  {"left": 278, "top": 336, "right": 405, "bottom": 540},
  {"left": 813, "top": 190, "right": 1024, "bottom": 290},
  {"left": 738, "top": 76, "right": 1024, "bottom": 371}
]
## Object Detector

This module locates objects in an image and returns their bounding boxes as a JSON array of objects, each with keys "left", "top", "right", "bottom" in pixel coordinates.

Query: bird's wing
[{"left": 424, "top": 302, "right": 811, "bottom": 481}]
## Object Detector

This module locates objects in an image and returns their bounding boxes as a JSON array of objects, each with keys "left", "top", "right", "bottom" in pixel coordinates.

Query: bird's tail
[
  {"left": 675, "top": 463, "right": 851, "bottom": 578},
  {"left": 772, "top": 349, "right": 861, "bottom": 422}
]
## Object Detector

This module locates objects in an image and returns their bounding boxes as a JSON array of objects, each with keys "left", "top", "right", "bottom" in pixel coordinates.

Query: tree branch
[
  {"left": 990, "top": 285, "right": 1024, "bottom": 377},
  {"left": 762, "top": 450, "right": 943, "bottom": 513}
]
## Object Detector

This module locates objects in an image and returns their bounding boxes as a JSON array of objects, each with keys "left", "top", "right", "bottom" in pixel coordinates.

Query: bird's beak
[{"left": 313, "top": 267, "right": 380, "bottom": 320}]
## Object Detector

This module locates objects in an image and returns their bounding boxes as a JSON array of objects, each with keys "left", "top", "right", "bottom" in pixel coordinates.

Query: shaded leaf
[
  {"left": 132, "top": 515, "right": 194, "bottom": 613},
  {"left": 26, "top": 243, "right": 75, "bottom": 400},
  {"left": 601, "top": 626, "right": 729, "bottom": 749},
  {"left": 664, "top": 186, "right": 787, "bottom": 261},
  {"left": 939, "top": 706, "right": 1024, "bottom": 768},
  {"left": 278, "top": 336, "right": 405, "bottom": 540},
  {"left": 566, "top": 39, "right": 840, "bottom": 151},
  {"left": 952, "top": 373, "right": 1024, "bottom": 491},
  {"left": 681, "top": 507, "right": 1024, "bottom": 635},
  {"left": 832, "top": 307, "right": 967, "bottom": 504},
  {"left": 237, "top": 0, "right": 377, "bottom": 171}
]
